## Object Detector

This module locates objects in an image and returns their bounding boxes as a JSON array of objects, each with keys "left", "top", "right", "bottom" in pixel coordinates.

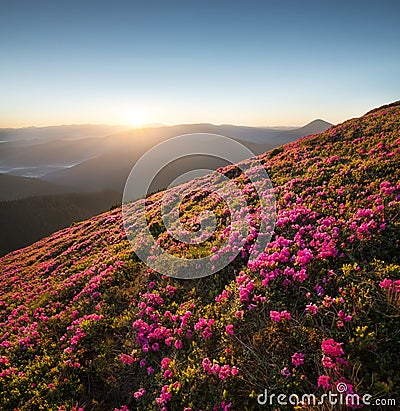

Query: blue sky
[{"left": 1, "top": 0, "right": 399, "bottom": 127}]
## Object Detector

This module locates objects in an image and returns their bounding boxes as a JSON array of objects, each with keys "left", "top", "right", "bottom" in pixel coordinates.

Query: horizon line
[{"left": 0, "top": 118, "right": 333, "bottom": 131}]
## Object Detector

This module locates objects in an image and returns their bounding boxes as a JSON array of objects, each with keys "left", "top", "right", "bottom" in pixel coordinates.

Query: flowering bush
[{"left": 0, "top": 102, "right": 399, "bottom": 409}]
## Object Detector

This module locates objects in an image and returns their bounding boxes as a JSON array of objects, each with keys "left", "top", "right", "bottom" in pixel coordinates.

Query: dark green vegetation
[
  {"left": 0, "top": 174, "right": 72, "bottom": 201},
  {"left": 0, "top": 190, "right": 121, "bottom": 256}
]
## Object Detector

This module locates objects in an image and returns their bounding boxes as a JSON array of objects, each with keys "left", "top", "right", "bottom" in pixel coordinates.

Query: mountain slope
[
  {"left": 0, "top": 190, "right": 121, "bottom": 257},
  {"left": 0, "top": 173, "right": 72, "bottom": 201},
  {"left": 0, "top": 103, "right": 399, "bottom": 410}
]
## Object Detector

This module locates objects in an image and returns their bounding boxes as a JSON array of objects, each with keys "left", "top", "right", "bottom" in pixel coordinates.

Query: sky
[{"left": 0, "top": 0, "right": 399, "bottom": 128}]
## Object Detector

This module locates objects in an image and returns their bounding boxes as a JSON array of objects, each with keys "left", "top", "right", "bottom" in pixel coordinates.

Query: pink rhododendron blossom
[
  {"left": 306, "top": 303, "right": 318, "bottom": 314},
  {"left": 318, "top": 375, "right": 331, "bottom": 389},
  {"left": 321, "top": 338, "right": 344, "bottom": 357},
  {"left": 163, "top": 369, "right": 173, "bottom": 379},
  {"left": 291, "top": 352, "right": 304, "bottom": 367},
  {"left": 270, "top": 311, "right": 281, "bottom": 322},
  {"left": 120, "top": 354, "right": 136, "bottom": 365},
  {"left": 174, "top": 339, "right": 183, "bottom": 349},
  {"left": 379, "top": 278, "right": 393, "bottom": 289},
  {"left": 161, "top": 357, "right": 171, "bottom": 369},
  {"left": 133, "top": 388, "right": 146, "bottom": 398},
  {"left": 321, "top": 355, "right": 336, "bottom": 368},
  {"left": 225, "top": 325, "right": 234, "bottom": 335}
]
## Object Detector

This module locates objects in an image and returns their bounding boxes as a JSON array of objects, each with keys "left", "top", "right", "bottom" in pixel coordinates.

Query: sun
[{"left": 126, "top": 110, "right": 146, "bottom": 128}]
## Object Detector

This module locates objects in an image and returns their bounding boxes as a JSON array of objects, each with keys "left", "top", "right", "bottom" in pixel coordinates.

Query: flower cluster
[{"left": 202, "top": 358, "right": 238, "bottom": 380}]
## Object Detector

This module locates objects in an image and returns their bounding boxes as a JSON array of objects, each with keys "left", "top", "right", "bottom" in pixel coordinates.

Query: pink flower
[
  {"left": 156, "top": 385, "right": 173, "bottom": 404},
  {"left": 165, "top": 337, "right": 174, "bottom": 346},
  {"left": 202, "top": 329, "right": 213, "bottom": 340},
  {"left": 293, "top": 268, "right": 308, "bottom": 282},
  {"left": 218, "top": 364, "right": 231, "bottom": 380},
  {"left": 202, "top": 357, "right": 211, "bottom": 373},
  {"left": 270, "top": 310, "right": 291, "bottom": 322},
  {"left": 161, "top": 357, "right": 171, "bottom": 369},
  {"left": 235, "top": 310, "right": 244, "bottom": 318},
  {"left": 174, "top": 339, "right": 183, "bottom": 349},
  {"left": 120, "top": 354, "right": 136, "bottom": 365},
  {"left": 306, "top": 303, "right": 318, "bottom": 314},
  {"left": 338, "top": 310, "right": 352, "bottom": 322},
  {"left": 270, "top": 311, "right": 281, "bottom": 322},
  {"left": 291, "top": 352, "right": 304, "bottom": 367},
  {"left": 380, "top": 181, "right": 396, "bottom": 195},
  {"left": 318, "top": 375, "right": 331, "bottom": 389},
  {"left": 296, "top": 248, "right": 313, "bottom": 265},
  {"left": 163, "top": 369, "right": 173, "bottom": 379},
  {"left": 321, "top": 355, "right": 336, "bottom": 368},
  {"left": 225, "top": 325, "right": 234, "bottom": 335},
  {"left": 194, "top": 318, "right": 207, "bottom": 330},
  {"left": 133, "top": 387, "right": 146, "bottom": 398},
  {"left": 321, "top": 338, "right": 344, "bottom": 358},
  {"left": 379, "top": 278, "right": 393, "bottom": 289}
]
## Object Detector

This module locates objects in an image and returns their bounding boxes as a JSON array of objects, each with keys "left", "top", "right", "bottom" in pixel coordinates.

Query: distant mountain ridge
[
  {"left": 0, "top": 119, "right": 332, "bottom": 198},
  {"left": 40, "top": 120, "right": 332, "bottom": 192},
  {"left": 0, "top": 124, "right": 129, "bottom": 143}
]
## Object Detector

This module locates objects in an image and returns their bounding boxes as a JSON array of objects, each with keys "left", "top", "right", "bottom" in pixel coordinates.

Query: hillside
[
  {"left": 0, "top": 174, "right": 72, "bottom": 201},
  {"left": 0, "top": 103, "right": 399, "bottom": 410},
  {"left": 0, "top": 190, "right": 121, "bottom": 256}
]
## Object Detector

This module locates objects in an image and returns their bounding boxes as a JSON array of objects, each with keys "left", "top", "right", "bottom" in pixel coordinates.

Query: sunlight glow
[{"left": 126, "top": 110, "right": 147, "bottom": 128}]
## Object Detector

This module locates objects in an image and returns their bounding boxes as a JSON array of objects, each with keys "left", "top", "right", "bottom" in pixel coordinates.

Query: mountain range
[{"left": 1, "top": 119, "right": 332, "bottom": 194}]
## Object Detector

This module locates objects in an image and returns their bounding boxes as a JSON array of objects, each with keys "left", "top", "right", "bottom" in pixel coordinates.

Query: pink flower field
[{"left": 0, "top": 102, "right": 399, "bottom": 410}]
